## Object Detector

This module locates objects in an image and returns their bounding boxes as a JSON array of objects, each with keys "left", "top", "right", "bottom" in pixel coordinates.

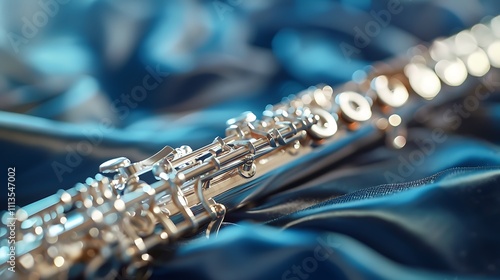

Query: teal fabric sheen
[
  {"left": 159, "top": 224, "right": 496, "bottom": 280},
  {"left": 1, "top": 1, "right": 500, "bottom": 280}
]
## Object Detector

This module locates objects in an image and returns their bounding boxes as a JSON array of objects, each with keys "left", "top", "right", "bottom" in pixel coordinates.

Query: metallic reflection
[
  {"left": 336, "top": 91, "right": 372, "bottom": 122},
  {"left": 372, "top": 76, "right": 409, "bottom": 107},
  {"left": 388, "top": 114, "right": 402, "bottom": 127},
  {"left": 393, "top": 135, "right": 406, "bottom": 149},
  {"left": 487, "top": 41, "right": 500, "bottom": 67},
  {"left": 454, "top": 31, "right": 478, "bottom": 56},
  {"left": 434, "top": 58, "right": 467, "bottom": 86},
  {"left": 449, "top": 31, "right": 490, "bottom": 76},
  {"left": 405, "top": 63, "right": 441, "bottom": 100},
  {"left": 470, "top": 23, "right": 500, "bottom": 68},
  {"left": 492, "top": 15, "right": 500, "bottom": 37},
  {"left": 429, "top": 38, "right": 468, "bottom": 86},
  {"left": 466, "top": 49, "right": 490, "bottom": 76}
]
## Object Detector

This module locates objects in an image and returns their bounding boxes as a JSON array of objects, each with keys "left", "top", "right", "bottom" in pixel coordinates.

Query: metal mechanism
[{"left": 1, "top": 16, "right": 500, "bottom": 280}]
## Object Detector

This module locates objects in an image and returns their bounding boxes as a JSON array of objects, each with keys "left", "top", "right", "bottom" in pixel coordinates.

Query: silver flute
[{"left": 2, "top": 15, "right": 500, "bottom": 280}]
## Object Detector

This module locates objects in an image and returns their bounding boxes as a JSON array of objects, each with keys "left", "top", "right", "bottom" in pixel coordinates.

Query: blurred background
[{"left": 1, "top": 0, "right": 500, "bottom": 206}]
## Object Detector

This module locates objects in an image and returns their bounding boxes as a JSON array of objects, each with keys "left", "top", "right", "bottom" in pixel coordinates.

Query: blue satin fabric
[{"left": 1, "top": 1, "right": 500, "bottom": 279}]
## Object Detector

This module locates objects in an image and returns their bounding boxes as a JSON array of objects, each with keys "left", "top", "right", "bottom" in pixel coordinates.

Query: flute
[{"left": 1, "top": 15, "right": 499, "bottom": 280}]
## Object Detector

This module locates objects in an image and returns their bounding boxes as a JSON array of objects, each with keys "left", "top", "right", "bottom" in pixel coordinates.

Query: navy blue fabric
[{"left": 1, "top": 1, "right": 500, "bottom": 279}]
